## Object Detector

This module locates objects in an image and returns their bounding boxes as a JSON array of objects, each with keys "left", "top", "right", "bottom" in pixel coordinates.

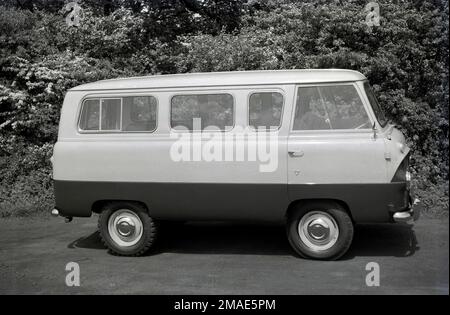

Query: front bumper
[{"left": 392, "top": 196, "right": 421, "bottom": 224}]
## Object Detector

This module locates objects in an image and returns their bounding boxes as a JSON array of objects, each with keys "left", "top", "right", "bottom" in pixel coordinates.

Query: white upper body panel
[{"left": 53, "top": 70, "right": 407, "bottom": 184}]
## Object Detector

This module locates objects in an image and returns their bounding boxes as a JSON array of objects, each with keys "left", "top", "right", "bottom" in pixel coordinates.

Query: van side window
[
  {"left": 123, "top": 96, "right": 157, "bottom": 131},
  {"left": 79, "top": 99, "right": 100, "bottom": 130},
  {"left": 171, "top": 94, "right": 234, "bottom": 131},
  {"left": 101, "top": 99, "right": 121, "bottom": 131},
  {"left": 249, "top": 92, "right": 283, "bottom": 130},
  {"left": 79, "top": 96, "right": 157, "bottom": 132},
  {"left": 364, "top": 81, "right": 387, "bottom": 127},
  {"left": 293, "top": 85, "right": 371, "bottom": 130}
]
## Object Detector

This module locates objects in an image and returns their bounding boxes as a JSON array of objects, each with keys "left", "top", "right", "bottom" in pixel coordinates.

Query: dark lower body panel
[{"left": 54, "top": 180, "right": 409, "bottom": 223}]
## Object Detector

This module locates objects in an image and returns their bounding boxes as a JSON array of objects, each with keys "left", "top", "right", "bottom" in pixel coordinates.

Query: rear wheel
[
  {"left": 98, "top": 202, "right": 158, "bottom": 256},
  {"left": 287, "top": 201, "right": 353, "bottom": 260}
]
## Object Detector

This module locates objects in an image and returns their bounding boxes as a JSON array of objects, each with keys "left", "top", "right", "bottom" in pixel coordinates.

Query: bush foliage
[{"left": 0, "top": 0, "right": 448, "bottom": 217}]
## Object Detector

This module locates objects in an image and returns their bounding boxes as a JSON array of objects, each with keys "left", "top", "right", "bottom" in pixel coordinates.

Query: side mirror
[{"left": 372, "top": 122, "right": 377, "bottom": 140}]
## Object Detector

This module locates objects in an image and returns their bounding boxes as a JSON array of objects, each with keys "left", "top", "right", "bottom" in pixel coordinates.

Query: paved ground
[{"left": 0, "top": 216, "right": 448, "bottom": 294}]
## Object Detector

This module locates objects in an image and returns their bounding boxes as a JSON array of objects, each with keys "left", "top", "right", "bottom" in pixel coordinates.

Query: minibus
[{"left": 51, "top": 69, "right": 419, "bottom": 260}]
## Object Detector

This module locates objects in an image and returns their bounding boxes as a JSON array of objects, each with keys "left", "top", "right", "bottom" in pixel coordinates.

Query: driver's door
[{"left": 287, "top": 83, "right": 386, "bottom": 188}]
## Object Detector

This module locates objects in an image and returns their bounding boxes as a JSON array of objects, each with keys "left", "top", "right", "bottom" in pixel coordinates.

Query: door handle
[{"left": 288, "top": 151, "right": 304, "bottom": 157}]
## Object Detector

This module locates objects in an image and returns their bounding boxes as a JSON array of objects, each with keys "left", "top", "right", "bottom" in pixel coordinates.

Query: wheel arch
[
  {"left": 92, "top": 200, "right": 150, "bottom": 215},
  {"left": 285, "top": 198, "right": 354, "bottom": 222}
]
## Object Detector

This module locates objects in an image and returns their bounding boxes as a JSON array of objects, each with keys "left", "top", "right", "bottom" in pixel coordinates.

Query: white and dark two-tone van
[{"left": 51, "top": 70, "right": 420, "bottom": 260}]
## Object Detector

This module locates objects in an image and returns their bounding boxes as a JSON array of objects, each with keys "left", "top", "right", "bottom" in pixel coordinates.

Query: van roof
[{"left": 70, "top": 69, "right": 366, "bottom": 91}]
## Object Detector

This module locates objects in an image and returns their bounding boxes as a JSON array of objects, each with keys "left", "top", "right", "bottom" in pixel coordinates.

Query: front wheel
[
  {"left": 98, "top": 202, "right": 158, "bottom": 256},
  {"left": 287, "top": 201, "right": 354, "bottom": 260}
]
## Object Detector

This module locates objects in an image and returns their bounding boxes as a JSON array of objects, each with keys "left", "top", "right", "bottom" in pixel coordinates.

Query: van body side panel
[
  {"left": 54, "top": 181, "right": 289, "bottom": 221},
  {"left": 54, "top": 80, "right": 408, "bottom": 224}
]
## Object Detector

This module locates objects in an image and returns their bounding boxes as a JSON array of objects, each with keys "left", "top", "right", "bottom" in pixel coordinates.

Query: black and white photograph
[{"left": 0, "top": 0, "right": 448, "bottom": 299}]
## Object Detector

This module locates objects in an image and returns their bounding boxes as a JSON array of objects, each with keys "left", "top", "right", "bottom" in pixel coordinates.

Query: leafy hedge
[{"left": 0, "top": 0, "right": 448, "bottom": 217}]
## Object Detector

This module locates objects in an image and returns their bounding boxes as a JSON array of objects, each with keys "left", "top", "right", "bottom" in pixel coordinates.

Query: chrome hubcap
[
  {"left": 307, "top": 218, "right": 330, "bottom": 241},
  {"left": 117, "top": 217, "right": 136, "bottom": 237},
  {"left": 108, "top": 210, "right": 143, "bottom": 247},
  {"left": 298, "top": 211, "right": 339, "bottom": 252}
]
